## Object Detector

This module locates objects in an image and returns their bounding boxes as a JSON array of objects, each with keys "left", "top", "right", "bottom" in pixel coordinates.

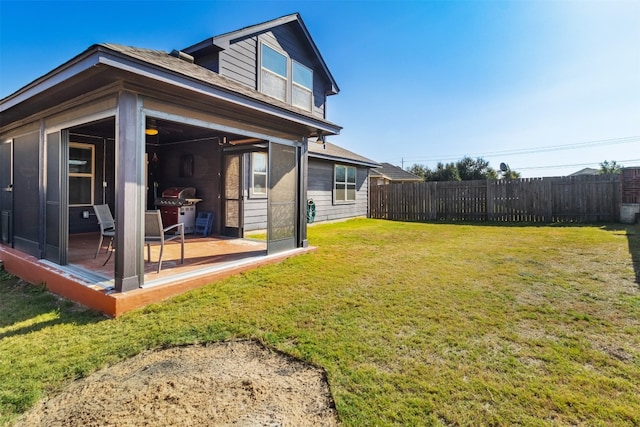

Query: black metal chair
[
  {"left": 144, "top": 210, "right": 184, "bottom": 273},
  {"left": 93, "top": 204, "right": 115, "bottom": 259}
]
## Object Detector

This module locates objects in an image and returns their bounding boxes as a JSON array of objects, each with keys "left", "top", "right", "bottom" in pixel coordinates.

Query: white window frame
[
  {"left": 260, "top": 43, "right": 288, "bottom": 103},
  {"left": 292, "top": 60, "right": 313, "bottom": 111},
  {"left": 259, "top": 41, "right": 314, "bottom": 111},
  {"left": 68, "top": 142, "right": 95, "bottom": 207},
  {"left": 334, "top": 164, "right": 357, "bottom": 204},
  {"left": 250, "top": 152, "right": 268, "bottom": 198}
]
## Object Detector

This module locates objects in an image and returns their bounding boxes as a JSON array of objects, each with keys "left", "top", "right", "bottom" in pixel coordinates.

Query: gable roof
[
  {"left": 183, "top": 13, "right": 339, "bottom": 95},
  {"left": 370, "top": 162, "right": 423, "bottom": 182},
  {"left": 308, "top": 141, "right": 378, "bottom": 168}
]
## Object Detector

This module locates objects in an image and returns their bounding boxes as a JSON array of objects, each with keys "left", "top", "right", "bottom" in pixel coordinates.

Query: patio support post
[
  {"left": 114, "top": 90, "right": 144, "bottom": 292},
  {"left": 298, "top": 139, "right": 309, "bottom": 247}
]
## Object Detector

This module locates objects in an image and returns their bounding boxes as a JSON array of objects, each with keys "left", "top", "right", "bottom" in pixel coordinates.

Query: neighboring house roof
[
  {"left": 183, "top": 13, "right": 339, "bottom": 95},
  {"left": 1, "top": 43, "right": 342, "bottom": 137},
  {"left": 370, "top": 162, "right": 423, "bottom": 182},
  {"left": 569, "top": 167, "right": 599, "bottom": 176},
  {"left": 308, "top": 141, "right": 379, "bottom": 168}
]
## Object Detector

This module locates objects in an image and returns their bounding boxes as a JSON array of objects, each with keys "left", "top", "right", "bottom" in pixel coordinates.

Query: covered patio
[{"left": 0, "top": 43, "right": 338, "bottom": 316}]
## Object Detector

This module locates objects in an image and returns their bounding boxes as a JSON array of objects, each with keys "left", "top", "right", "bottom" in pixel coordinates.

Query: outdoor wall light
[
  {"left": 145, "top": 118, "right": 159, "bottom": 136},
  {"left": 315, "top": 130, "right": 326, "bottom": 144}
]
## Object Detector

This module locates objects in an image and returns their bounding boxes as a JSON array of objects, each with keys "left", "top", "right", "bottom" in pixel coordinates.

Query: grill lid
[
  {"left": 161, "top": 187, "right": 196, "bottom": 199},
  {"left": 155, "top": 187, "right": 197, "bottom": 207}
]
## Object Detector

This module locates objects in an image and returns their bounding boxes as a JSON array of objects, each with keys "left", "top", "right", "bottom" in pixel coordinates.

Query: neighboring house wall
[
  {"left": 369, "top": 176, "right": 388, "bottom": 186},
  {"left": 307, "top": 159, "right": 369, "bottom": 223}
]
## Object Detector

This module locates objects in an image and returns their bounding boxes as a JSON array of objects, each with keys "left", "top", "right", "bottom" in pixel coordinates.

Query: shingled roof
[
  {"left": 370, "top": 162, "right": 423, "bottom": 182},
  {"left": 100, "top": 43, "right": 341, "bottom": 131},
  {"left": 308, "top": 141, "right": 378, "bottom": 168}
]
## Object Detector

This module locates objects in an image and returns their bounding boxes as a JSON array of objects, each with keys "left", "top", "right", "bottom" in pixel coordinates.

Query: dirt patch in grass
[{"left": 14, "top": 341, "right": 338, "bottom": 426}]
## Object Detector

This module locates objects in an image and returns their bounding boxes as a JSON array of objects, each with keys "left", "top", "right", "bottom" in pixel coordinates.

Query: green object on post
[{"left": 306, "top": 199, "right": 316, "bottom": 223}]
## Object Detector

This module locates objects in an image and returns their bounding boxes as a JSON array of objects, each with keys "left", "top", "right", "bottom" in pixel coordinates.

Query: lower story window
[
  {"left": 334, "top": 164, "right": 356, "bottom": 203},
  {"left": 251, "top": 152, "right": 268, "bottom": 198},
  {"left": 69, "top": 142, "right": 94, "bottom": 206}
]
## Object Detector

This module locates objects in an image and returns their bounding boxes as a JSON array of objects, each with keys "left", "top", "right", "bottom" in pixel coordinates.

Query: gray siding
[
  {"left": 242, "top": 152, "right": 268, "bottom": 232},
  {"left": 243, "top": 156, "right": 370, "bottom": 231},
  {"left": 219, "top": 37, "right": 257, "bottom": 88},
  {"left": 243, "top": 197, "right": 267, "bottom": 231},
  {"left": 260, "top": 24, "right": 327, "bottom": 119},
  {"left": 216, "top": 22, "right": 329, "bottom": 120},
  {"left": 307, "top": 159, "right": 369, "bottom": 223}
]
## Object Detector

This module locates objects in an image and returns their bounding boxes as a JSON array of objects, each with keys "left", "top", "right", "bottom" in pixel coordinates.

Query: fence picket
[{"left": 369, "top": 175, "right": 621, "bottom": 223}]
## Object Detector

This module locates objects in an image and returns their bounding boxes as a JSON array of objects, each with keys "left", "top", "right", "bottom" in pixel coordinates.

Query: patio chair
[
  {"left": 144, "top": 210, "right": 184, "bottom": 273},
  {"left": 93, "top": 204, "right": 115, "bottom": 259}
]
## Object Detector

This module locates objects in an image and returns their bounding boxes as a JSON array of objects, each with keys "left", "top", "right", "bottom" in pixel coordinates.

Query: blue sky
[{"left": 1, "top": 0, "right": 638, "bottom": 177}]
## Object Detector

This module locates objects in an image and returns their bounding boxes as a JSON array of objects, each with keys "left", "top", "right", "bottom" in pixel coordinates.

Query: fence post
[
  {"left": 486, "top": 180, "right": 494, "bottom": 221},
  {"left": 544, "top": 178, "right": 553, "bottom": 222}
]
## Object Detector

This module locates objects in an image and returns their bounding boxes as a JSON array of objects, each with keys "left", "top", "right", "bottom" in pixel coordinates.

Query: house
[
  {"left": 569, "top": 168, "right": 599, "bottom": 176},
  {"left": 369, "top": 162, "right": 423, "bottom": 186},
  {"left": 242, "top": 141, "right": 378, "bottom": 231},
  {"left": 0, "top": 13, "right": 349, "bottom": 315},
  {"left": 307, "top": 141, "right": 378, "bottom": 223}
]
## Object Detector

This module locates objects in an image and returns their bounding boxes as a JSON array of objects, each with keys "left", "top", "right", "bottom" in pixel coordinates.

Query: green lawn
[{"left": 1, "top": 219, "right": 639, "bottom": 426}]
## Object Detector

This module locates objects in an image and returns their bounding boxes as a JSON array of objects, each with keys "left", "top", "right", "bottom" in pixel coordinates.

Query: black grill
[{"left": 154, "top": 187, "right": 197, "bottom": 207}]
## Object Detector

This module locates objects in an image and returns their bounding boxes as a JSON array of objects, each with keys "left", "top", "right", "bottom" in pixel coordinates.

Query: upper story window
[
  {"left": 68, "top": 142, "right": 94, "bottom": 206},
  {"left": 250, "top": 152, "right": 268, "bottom": 198},
  {"left": 334, "top": 164, "right": 356, "bottom": 203},
  {"left": 260, "top": 43, "right": 313, "bottom": 111},
  {"left": 292, "top": 61, "right": 313, "bottom": 111},
  {"left": 261, "top": 44, "right": 287, "bottom": 102}
]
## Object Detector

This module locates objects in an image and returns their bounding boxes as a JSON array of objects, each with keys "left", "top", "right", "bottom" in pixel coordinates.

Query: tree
[
  {"left": 406, "top": 157, "right": 517, "bottom": 182},
  {"left": 501, "top": 169, "right": 522, "bottom": 179},
  {"left": 599, "top": 160, "right": 622, "bottom": 174},
  {"left": 456, "top": 156, "right": 498, "bottom": 180},
  {"left": 407, "top": 164, "right": 429, "bottom": 181},
  {"left": 427, "top": 162, "right": 460, "bottom": 181}
]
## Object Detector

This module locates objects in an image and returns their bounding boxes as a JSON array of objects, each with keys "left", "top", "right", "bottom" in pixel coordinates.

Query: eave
[{"left": 309, "top": 150, "right": 379, "bottom": 168}]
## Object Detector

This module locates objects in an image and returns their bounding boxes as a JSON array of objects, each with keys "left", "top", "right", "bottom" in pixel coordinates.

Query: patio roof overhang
[{"left": 0, "top": 44, "right": 342, "bottom": 139}]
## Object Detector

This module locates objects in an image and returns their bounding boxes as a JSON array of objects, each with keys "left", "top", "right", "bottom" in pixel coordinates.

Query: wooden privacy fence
[{"left": 369, "top": 175, "right": 620, "bottom": 223}]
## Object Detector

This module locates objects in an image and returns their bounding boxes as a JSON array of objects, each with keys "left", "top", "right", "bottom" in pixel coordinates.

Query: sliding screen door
[
  {"left": 223, "top": 153, "right": 243, "bottom": 237},
  {"left": 44, "top": 130, "right": 68, "bottom": 264},
  {"left": 0, "top": 139, "right": 12, "bottom": 244},
  {"left": 267, "top": 142, "right": 298, "bottom": 254},
  {"left": 12, "top": 133, "right": 40, "bottom": 256}
]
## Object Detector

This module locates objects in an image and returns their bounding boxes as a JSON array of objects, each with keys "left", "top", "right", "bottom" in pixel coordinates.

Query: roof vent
[{"left": 170, "top": 49, "right": 195, "bottom": 63}]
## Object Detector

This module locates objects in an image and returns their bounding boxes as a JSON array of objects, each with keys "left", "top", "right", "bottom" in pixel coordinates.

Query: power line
[
  {"left": 515, "top": 158, "right": 640, "bottom": 171},
  {"left": 395, "top": 135, "right": 640, "bottom": 165}
]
